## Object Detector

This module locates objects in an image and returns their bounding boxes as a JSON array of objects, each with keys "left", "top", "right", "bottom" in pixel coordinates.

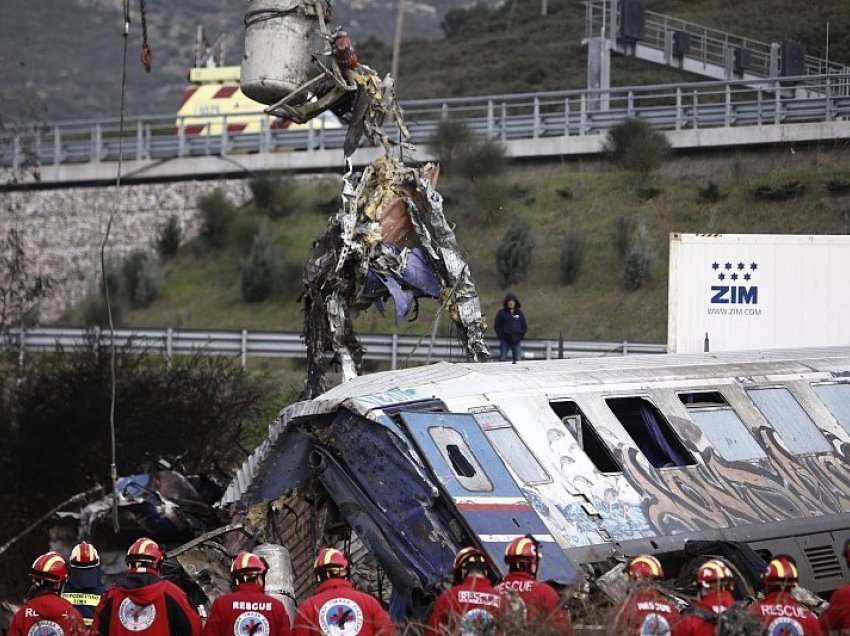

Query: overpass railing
[
  {"left": 3, "top": 73, "right": 850, "bottom": 170},
  {"left": 4, "top": 326, "right": 666, "bottom": 368}
]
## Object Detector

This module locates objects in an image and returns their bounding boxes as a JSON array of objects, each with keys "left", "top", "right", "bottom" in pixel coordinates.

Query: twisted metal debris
[{"left": 302, "top": 155, "right": 489, "bottom": 398}]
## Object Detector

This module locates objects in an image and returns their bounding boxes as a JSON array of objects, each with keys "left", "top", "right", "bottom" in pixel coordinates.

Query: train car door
[{"left": 399, "top": 411, "right": 578, "bottom": 583}]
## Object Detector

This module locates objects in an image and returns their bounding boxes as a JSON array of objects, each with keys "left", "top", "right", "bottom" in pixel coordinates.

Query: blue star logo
[
  {"left": 743, "top": 273, "right": 751, "bottom": 281},
  {"left": 737, "top": 262, "right": 745, "bottom": 270},
  {"left": 724, "top": 262, "right": 732, "bottom": 270},
  {"left": 712, "top": 262, "right": 719, "bottom": 270},
  {"left": 718, "top": 273, "right": 726, "bottom": 281},
  {"left": 750, "top": 262, "right": 758, "bottom": 270},
  {"left": 731, "top": 273, "right": 738, "bottom": 281}
]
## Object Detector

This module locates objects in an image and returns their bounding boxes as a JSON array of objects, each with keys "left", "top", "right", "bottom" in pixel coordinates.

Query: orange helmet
[
  {"left": 314, "top": 548, "right": 349, "bottom": 579},
  {"left": 627, "top": 555, "right": 664, "bottom": 581},
  {"left": 70, "top": 542, "right": 100, "bottom": 568},
  {"left": 31, "top": 552, "right": 68, "bottom": 586},
  {"left": 696, "top": 559, "right": 734, "bottom": 589},
  {"left": 126, "top": 537, "right": 165, "bottom": 570},
  {"left": 762, "top": 557, "right": 798, "bottom": 588}
]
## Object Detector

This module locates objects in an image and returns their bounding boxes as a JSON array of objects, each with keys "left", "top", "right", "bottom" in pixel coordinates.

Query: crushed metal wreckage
[{"left": 301, "top": 156, "right": 490, "bottom": 399}]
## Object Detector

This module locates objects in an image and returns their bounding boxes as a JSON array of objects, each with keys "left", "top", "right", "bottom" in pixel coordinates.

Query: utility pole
[
  {"left": 541, "top": 0, "right": 548, "bottom": 17},
  {"left": 391, "top": 0, "right": 406, "bottom": 85}
]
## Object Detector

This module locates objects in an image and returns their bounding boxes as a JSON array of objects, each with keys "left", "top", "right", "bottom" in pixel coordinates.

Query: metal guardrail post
[
  {"left": 533, "top": 97, "right": 540, "bottom": 139},
  {"left": 93, "top": 124, "right": 102, "bottom": 163},
  {"left": 12, "top": 135, "right": 20, "bottom": 170},
  {"left": 178, "top": 120, "right": 186, "bottom": 158},
  {"left": 580, "top": 95, "right": 587, "bottom": 135},
  {"left": 622, "top": 340, "right": 629, "bottom": 355},
  {"left": 53, "top": 127, "right": 61, "bottom": 166},
  {"left": 261, "top": 119, "right": 271, "bottom": 153},
  {"left": 757, "top": 88, "right": 763, "bottom": 126},
  {"left": 17, "top": 326, "right": 25, "bottom": 371},
  {"left": 166, "top": 327, "right": 173, "bottom": 366},
  {"left": 391, "top": 333, "right": 398, "bottom": 370},
  {"left": 692, "top": 90, "right": 699, "bottom": 130},
  {"left": 546, "top": 340, "right": 552, "bottom": 360},
  {"left": 487, "top": 101, "right": 495, "bottom": 138},
  {"left": 627, "top": 91, "right": 634, "bottom": 118},
  {"left": 136, "top": 121, "right": 144, "bottom": 161},
  {"left": 724, "top": 84, "right": 732, "bottom": 126},
  {"left": 675, "top": 88, "right": 683, "bottom": 130},
  {"left": 774, "top": 89, "right": 781, "bottom": 125},
  {"left": 500, "top": 103, "right": 507, "bottom": 141},
  {"left": 441, "top": 103, "right": 449, "bottom": 120},
  {"left": 826, "top": 80, "right": 834, "bottom": 122},
  {"left": 308, "top": 121, "right": 315, "bottom": 153},
  {"left": 220, "top": 116, "right": 228, "bottom": 156},
  {"left": 241, "top": 329, "right": 248, "bottom": 367},
  {"left": 564, "top": 98, "right": 570, "bottom": 136}
]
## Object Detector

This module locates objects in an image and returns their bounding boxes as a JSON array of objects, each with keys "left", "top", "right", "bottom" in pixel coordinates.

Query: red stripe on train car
[
  {"left": 457, "top": 502, "right": 533, "bottom": 512},
  {"left": 227, "top": 123, "right": 247, "bottom": 133}
]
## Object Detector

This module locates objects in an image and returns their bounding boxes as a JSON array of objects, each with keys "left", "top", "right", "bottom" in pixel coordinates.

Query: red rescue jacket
[
  {"left": 92, "top": 571, "right": 202, "bottom": 636},
  {"left": 292, "top": 578, "right": 396, "bottom": 636},
  {"left": 610, "top": 588, "right": 680, "bottom": 635},
  {"left": 203, "top": 582, "right": 291, "bottom": 636},
  {"left": 495, "top": 572, "right": 572, "bottom": 634},
  {"left": 673, "top": 591, "right": 735, "bottom": 636},
  {"left": 821, "top": 584, "right": 850, "bottom": 634},
  {"left": 749, "top": 591, "right": 822, "bottom": 635},
  {"left": 427, "top": 575, "right": 505, "bottom": 636},
  {"left": 8, "top": 589, "right": 87, "bottom": 636}
]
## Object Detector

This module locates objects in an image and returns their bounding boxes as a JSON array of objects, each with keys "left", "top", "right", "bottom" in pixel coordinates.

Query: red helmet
[
  {"left": 627, "top": 555, "right": 664, "bottom": 580},
  {"left": 504, "top": 536, "right": 541, "bottom": 563},
  {"left": 231, "top": 552, "right": 268, "bottom": 577},
  {"left": 126, "top": 537, "right": 165, "bottom": 570},
  {"left": 696, "top": 559, "right": 733, "bottom": 589},
  {"left": 762, "top": 557, "right": 798, "bottom": 588},
  {"left": 31, "top": 552, "right": 68, "bottom": 585},
  {"left": 70, "top": 542, "right": 101, "bottom": 568},
  {"left": 314, "top": 548, "right": 349, "bottom": 578}
]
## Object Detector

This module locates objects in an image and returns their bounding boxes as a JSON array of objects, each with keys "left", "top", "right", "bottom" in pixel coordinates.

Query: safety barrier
[{"left": 4, "top": 326, "right": 666, "bottom": 368}]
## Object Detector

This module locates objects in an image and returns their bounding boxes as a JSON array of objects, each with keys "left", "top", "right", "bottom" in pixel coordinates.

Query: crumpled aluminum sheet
[{"left": 302, "top": 155, "right": 489, "bottom": 399}]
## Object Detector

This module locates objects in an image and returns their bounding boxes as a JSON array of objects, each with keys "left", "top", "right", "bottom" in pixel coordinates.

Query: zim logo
[{"left": 709, "top": 260, "right": 759, "bottom": 305}]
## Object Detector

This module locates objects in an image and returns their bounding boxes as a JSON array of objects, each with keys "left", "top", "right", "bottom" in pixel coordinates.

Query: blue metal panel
[{"left": 399, "top": 412, "right": 578, "bottom": 583}]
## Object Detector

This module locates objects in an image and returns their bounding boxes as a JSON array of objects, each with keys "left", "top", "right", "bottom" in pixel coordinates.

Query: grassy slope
[{"left": 113, "top": 145, "right": 850, "bottom": 344}]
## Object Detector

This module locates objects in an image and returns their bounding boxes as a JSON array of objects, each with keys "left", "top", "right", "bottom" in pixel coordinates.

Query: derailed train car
[{"left": 221, "top": 347, "right": 850, "bottom": 616}]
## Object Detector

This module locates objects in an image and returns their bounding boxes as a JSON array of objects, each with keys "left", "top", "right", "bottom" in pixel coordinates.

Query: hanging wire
[{"left": 101, "top": 0, "right": 132, "bottom": 533}]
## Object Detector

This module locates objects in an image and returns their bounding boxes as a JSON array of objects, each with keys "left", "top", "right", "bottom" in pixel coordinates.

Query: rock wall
[{"left": 1, "top": 179, "right": 251, "bottom": 322}]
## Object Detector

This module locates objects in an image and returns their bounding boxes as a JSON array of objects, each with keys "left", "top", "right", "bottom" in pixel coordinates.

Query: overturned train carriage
[{"left": 221, "top": 347, "right": 850, "bottom": 614}]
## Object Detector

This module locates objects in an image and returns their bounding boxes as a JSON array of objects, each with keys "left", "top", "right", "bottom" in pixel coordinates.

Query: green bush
[
  {"left": 249, "top": 174, "right": 276, "bottom": 210},
  {"left": 610, "top": 214, "right": 634, "bottom": 258},
  {"left": 241, "top": 229, "right": 278, "bottom": 302},
  {"left": 251, "top": 177, "right": 301, "bottom": 219},
  {"left": 623, "top": 223, "right": 656, "bottom": 291},
  {"left": 122, "top": 250, "right": 165, "bottom": 309},
  {"left": 233, "top": 213, "right": 263, "bottom": 253},
  {"left": 495, "top": 216, "right": 534, "bottom": 288},
  {"left": 604, "top": 118, "right": 671, "bottom": 176},
  {"left": 430, "top": 118, "right": 473, "bottom": 170},
  {"left": 560, "top": 226, "right": 586, "bottom": 285},
  {"left": 471, "top": 179, "right": 510, "bottom": 225},
  {"left": 156, "top": 215, "right": 182, "bottom": 258},
  {"left": 81, "top": 260, "right": 125, "bottom": 326},
  {"left": 753, "top": 180, "right": 807, "bottom": 201},
  {"left": 198, "top": 189, "right": 237, "bottom": 248},
  {"left": 456, "top": 139, "right": 508, "bottom": 181},
  {"left": 697, "top": 180, "right": 727, "bottom": 203}
]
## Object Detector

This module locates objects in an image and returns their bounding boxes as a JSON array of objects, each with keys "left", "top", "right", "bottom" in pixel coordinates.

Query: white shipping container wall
[{"left": 667, "top": 234, "right": 850, "bottom": 353}]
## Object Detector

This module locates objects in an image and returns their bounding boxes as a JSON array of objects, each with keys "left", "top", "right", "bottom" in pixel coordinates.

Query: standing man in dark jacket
[
  {"left": 62, "top": 541, "right": 107, "bottom": 627},
  {"left": 494, "top": 292, "right": 528, "bottom": 363},
  {"left": 92, "top": 537, "right": 201, "bottom": 636}
]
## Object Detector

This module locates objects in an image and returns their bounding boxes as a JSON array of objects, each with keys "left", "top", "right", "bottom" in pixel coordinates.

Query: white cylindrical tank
[
  {"left": 252, "top": 543, "right": 297, "bottom": 623},
  {"left": 241, "top": 0, "right": 317, "bottom": 105}
]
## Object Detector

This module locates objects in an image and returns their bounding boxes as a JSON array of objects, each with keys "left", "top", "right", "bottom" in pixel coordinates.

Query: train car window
[
  {"left": 549, "top": 401, "right": 621, "bottom": 473},
  {"left": 812, "top": 383, "right": 850, "bottom": 436},
  {"left": 473, "top": 410, "right": 550, "bottom": 484},
  {"left": 747, "top": 388, "right": 831, "bottom": 454},
  {"left": 428, "top": 426, "right": 494, "bottom": 492},
  {"left": 678, "top": 391, "right": 767, "bottom": 461},
  {"left": 606, "top": 397, "right": 697, "bottom": 468}
]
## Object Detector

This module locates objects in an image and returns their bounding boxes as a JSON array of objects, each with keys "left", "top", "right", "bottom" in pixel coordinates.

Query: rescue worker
[
  {"left": 749, "top": 556, "right": 821, "bottom": 635},
  {"left": 673, "top": 559, "right": 736, "bottom": 636},
  {"left": 426, "top": 546, "right": 504, "bottom": 636},
  {"left": 62, "top": 541, "right": 107, "bottom": 627},
  {"left": 494, "top": 535, "right": 572, "bottom": 634},
  {"left": 292, "top": 547, "right": 396, "bottom": 635},
  {"left": 203, "top": 551, "right": 291, "bottom": 636},
  {"left": 8, "top": 552, "right": 86, "bottom": 636},
  {"left": 610, "top": 555, "right": 680, "bottom": 635},
  {"left": 820, "top": 542, "right": 850, "bottom": 634},
  {"left": 92, "top": 537, "right": 202, "bottom": 636}
]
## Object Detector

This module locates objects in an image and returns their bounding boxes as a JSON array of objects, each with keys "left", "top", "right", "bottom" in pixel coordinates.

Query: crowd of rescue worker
[{"left": 8, "top": 533, "right": 850, "bottom": 635}]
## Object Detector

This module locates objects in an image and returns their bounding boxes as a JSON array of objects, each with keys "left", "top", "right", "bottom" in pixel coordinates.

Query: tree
[
  {"left": 605, "top": 118, "right": 671, "bottom": 179},
  {"left": 496, "top": 216, "right": 534, "bottom": 288}
]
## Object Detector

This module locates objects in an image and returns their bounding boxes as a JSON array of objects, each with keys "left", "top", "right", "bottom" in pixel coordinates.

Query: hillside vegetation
[{"left": 69, "top": 144, "right": 850, "bottom": 345}]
